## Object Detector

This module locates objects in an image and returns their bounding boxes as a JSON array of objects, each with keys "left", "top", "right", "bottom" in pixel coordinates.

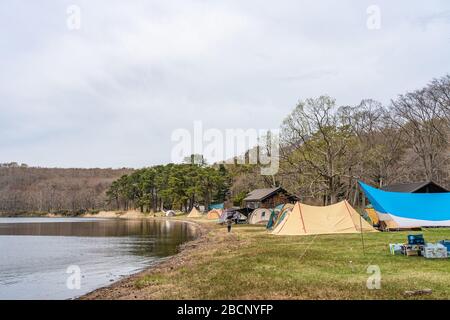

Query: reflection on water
[
  {"left": 0, "top": 218, "right": 198, "bottom": 300},
  {"left": 0, "top": 218, "right": 196, "bottom": 239}
]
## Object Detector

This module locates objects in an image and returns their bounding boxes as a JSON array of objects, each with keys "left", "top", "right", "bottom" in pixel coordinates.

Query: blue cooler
[{"left": 408, "top": 234, "right": 425, "bottom": 245}]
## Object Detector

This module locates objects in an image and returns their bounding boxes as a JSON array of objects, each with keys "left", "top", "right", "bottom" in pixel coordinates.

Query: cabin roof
[
  {"left": 243, "top": 187, "right": 299, "bottom": 202},
  {"left": 381, "top": 181, "right": 448, "bottom": 193},
  {"left": 243, "top": 187, "right": 281, "bottom": 201}
]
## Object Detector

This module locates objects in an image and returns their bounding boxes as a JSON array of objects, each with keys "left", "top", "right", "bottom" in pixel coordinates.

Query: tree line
[
  {"left": 0, "top": 166, "right": 132, "bottom": 215},
  {"left": 106, "top": 161, "right": 230, "bottom": 212}
]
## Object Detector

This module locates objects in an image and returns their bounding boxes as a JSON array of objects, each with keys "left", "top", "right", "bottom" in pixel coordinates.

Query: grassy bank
[{"left": 83, "top": 220, "right": 450, "bottom": 300}]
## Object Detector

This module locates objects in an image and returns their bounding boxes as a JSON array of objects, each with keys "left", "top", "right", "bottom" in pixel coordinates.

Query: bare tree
[
  {"left": 391, "top": 85, "right": 449, "bottom": 181},
  {"left": 281, "top": 96, "right": 357, "bottom": 204},
  {"left": 340, "top": 100, "right": 407, "bottom": 188},
  {"left": 428, "top": 75, "right": 450, "bottom": 122}
]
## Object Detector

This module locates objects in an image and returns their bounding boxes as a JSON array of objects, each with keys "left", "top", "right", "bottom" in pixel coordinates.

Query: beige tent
[
  {"left": 379, "top": 219, "right": 421, "bottom": 231},
  {"left": 272, "top": 200, "right": 376, "bottom": 236},
  {"left": 206, "top": 209, "right": 222, "bottom": 220},
  {"left": 187, "top": 207, "right": 202, "bottom": 218},
  {"left": 365, "top": 208, "right": 420, "bottom": 231},
  {"left": 248, "top": 208, "right": 272, "bottom": 224},
  {"left": 382, "top": 219, "right": 400, "bottom": 230}
]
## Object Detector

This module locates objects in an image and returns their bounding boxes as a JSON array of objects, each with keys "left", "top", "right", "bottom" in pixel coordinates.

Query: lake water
[{"left": 0, "top": 217, "right": 198, "bottom": 300}]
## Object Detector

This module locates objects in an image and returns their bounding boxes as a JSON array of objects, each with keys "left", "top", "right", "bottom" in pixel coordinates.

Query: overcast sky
[{"left": 1, "top": 0, "right": 449, "bottom": 168}]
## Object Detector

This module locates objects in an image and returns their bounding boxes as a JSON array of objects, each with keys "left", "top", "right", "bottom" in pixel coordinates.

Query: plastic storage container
[{"left": 422, "top": 243, "right": 448, "bottom": 259}]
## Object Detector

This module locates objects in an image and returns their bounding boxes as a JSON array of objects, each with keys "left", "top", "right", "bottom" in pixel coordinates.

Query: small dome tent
[
  {"left": 165, "top": 210, "right": 176, "bottom": 217},
  {"left": 207, "top": 209, "right": 222, "bottom": 220},
  {"left": 248, "top": 208, "right": 272, "bottom": 224}
]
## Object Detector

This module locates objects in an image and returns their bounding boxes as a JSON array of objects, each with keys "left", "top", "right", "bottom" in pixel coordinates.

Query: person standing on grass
[{"left": 227, "top": 219, "right": 232, "bottom": 233}]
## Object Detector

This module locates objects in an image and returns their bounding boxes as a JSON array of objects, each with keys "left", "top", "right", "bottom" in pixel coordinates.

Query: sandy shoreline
[{"left": 49, "top": 210, "right": 149, "bottom": 219}]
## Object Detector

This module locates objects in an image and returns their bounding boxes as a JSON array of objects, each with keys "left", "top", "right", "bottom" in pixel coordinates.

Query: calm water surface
[{"left": 0, "top": 217, "right": 198, "bottom": 300}]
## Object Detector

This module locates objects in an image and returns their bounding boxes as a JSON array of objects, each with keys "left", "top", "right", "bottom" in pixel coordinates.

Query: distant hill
[{"left": 0, "top": 164, "right": 133, "bottom": 215}]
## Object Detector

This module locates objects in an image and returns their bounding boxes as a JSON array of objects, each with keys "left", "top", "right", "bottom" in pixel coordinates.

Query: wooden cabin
[{"left": 243, "top": 187, "right": 298, "bottom": 209}]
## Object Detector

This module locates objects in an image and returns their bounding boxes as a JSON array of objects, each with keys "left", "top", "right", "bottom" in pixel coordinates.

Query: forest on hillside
[
  {"left": 106, "top": 162, "right": 230, "bottom": 212},
  {"left": 0, "top": 164, "right": 132, "bottom": 215}
]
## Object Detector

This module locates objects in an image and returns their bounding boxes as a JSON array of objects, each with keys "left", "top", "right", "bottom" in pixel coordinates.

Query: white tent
[
  {"left": 248, "top": 208, "right": 272, "bottom": 224},
  {"left": 165, "top": 210, "right": 176, "bottom": 217}
]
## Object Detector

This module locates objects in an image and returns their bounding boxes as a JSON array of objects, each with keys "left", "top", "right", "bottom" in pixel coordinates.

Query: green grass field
[{"left": 134, "top": 223, "right": 450, "bottom": 299}]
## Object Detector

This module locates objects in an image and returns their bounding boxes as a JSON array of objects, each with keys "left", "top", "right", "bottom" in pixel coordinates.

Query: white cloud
[{"left": 0, "top": 0, "right": 449, "bottom": 167}]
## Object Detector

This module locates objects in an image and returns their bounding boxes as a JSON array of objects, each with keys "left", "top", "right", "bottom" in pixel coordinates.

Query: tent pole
[
  {"left": 360, "top": 211, "right": 365, "bottom": 255},
  {"left": 356, "top": 182, "right": 365, "bottom": 255},
  {"left": 344, "top": 199, "right": 365, "bottom": 255}
]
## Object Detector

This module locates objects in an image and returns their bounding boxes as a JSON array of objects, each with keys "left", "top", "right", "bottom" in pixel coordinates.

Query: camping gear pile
[
  {"left": 218, "top": 208, "right": 247, "bottom": 224},
  {"left": 233, "top": 212, "right": 248, "bottom": 223},
  {"left": 185, "top": 205, "right": 249, "bottom": 223},
  {"left": 389, "top": 234, "right": 449, "bottom": 259}
]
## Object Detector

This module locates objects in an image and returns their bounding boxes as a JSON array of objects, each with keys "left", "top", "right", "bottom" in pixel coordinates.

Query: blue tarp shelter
[{"left": 359, "top": 181, "right": 450, "bottom": 228}]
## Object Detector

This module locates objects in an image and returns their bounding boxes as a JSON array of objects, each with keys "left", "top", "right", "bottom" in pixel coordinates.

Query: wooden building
[
  {"left": 243, "top": 187, "right": 298, "bottom": 209},
  {"left": 382, "top": 181, "right": 448, "bottom": 193}
]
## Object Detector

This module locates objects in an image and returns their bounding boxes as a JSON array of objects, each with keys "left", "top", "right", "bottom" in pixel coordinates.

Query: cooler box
[{"left": 408, "top": 234, "right": 425, "bottom": 245}]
